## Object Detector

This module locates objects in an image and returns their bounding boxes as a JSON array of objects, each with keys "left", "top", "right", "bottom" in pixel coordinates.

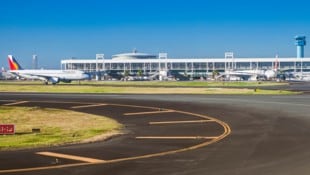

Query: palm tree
[
  {"left": 212, "top": 70, "right": 219, "bottom": 79},
  {"left": 137, "top": 69, "right": 143, "bottom": 77},
  {"left": 124, "top": 70, "right": 129, "bottom": 77}
]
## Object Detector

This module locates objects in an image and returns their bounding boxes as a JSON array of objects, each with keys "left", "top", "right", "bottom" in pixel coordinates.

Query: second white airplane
[{"left": 8, "top": 55, "right": 90, "bottom": 85}]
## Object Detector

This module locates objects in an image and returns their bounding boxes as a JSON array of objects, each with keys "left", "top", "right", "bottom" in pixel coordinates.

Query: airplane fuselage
[{"left": 9, "top": 69, "right": 90, "bottom": 84}]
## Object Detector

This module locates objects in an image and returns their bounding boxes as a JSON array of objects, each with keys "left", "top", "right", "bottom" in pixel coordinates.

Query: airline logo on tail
[{"left": 8, "top": 55, "right": 23, "bottom": 70}]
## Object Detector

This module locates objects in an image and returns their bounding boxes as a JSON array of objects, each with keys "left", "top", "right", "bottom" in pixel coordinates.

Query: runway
[{"left": 0, "top": 93, "right": 310, "bottom": 175}]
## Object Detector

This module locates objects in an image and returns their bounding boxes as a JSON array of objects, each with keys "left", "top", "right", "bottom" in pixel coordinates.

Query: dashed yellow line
[
  {"left": 135, "top": 136, "right": 219, "bottom": 140},
  {"left": 149, "top": 120, "right": 214, "bottom": 125},
  {"left": 3, "top": 101, "right": 28, "bottom": 106},
  {"left": 36, "top": 152, "right": 105, "bottom": 163},
  {"left": 124, "top": 110, "right": 175, "bottom": 116},
  {"left": 71, "top": 103, "right": 107, "bottom": 109}
]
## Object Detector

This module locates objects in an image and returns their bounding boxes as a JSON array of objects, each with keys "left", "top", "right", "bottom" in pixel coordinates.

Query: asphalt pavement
[{"left": 0, "top": 92, "right": 310, "bottom": 175}]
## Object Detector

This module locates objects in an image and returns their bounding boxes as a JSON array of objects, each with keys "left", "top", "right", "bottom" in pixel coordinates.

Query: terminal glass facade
[{"left": 61, "top": 58, "right": 310, "bottom": 77}]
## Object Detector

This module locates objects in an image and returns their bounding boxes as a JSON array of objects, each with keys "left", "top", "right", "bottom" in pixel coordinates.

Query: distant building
[
  {"left": 61, "top": 53, "right": 310, "bottom": 78},
  {"left": 60, "top": 37, "right": 310, "bottom": 79},
  {"left": 112, "top": 50, "right": 157, "bottom": 60}
]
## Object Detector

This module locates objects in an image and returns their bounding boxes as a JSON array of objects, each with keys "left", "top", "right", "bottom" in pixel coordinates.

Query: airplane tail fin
[{"left": 8, "top": 55, "right": 23, "bottom": 70}]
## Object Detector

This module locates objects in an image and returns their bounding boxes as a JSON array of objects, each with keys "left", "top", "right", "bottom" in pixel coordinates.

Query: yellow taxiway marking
[
  {"left": 124, "top": 110, "right": 175, "bottom": 116},
  {"left": 0, "top": 101, "right": 231, "bottom": 174},
  {"left": 3, "top": 101, "right": 28, "bottom": 106},
  {"left": 149, "top": 120, "right": 214, "bottom": 125},
  {"left": 109, "top": 103, "right": 161, "bottom": 110},
  {"left": 36, "top": 152, "right": 105, "bottom": 163},
  {"left": 71, "top": 103, "right": 107, "bottom": 109},
  {"left": 135, "top": 136, "right": 219, "bottom": 140}
]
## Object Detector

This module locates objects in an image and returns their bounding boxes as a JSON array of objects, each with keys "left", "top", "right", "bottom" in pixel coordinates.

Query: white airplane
[
  {"left": 220, "top": 60, "right": 279, "bottom": 81},
  {"left": 0, "top": 67, "right": 15, "bottom": 80},
  {"left": 222, "top": 69, "right": 277, "bottom": 81},
  {"left": 286, "top": 72, "right": 310, "bottom": 82},
  {"left": 8, "top": 55, "right": 90, "bottom": 84}
]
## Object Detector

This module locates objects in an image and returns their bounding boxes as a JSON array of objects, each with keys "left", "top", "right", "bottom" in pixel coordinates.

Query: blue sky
[{"left": 1, "top": 0, "right": 310, "bottom": 68}]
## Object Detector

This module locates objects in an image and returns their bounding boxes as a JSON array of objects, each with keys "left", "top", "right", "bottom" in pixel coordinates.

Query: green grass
[
  {"left": 0, "top": 84, "right": 298, "bottom": 94},
  {"left": 71, "top": 80, "right": 287, "bottom": 87},
  {"left": 0, "top": 80, "right": 287, "bottom": 87},
  {"left": 0, "top": 106, "right": 122, "bottom": 150},
  {"left": 0, "top": 80, "right": 297, "bottom": 95}
]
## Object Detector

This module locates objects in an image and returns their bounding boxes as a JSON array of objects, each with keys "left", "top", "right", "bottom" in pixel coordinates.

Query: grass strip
[
  {"left": 0, "top": 80, "right": 287, "bottom": 87},
  {"left": 0, "top": 84, "right": 298, "bottom": 95},
  {"left": 0, "top": 106, "right": 122, "bottom": 150}
]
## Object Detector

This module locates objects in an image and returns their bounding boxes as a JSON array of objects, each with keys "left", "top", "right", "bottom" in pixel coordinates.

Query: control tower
[
  {"left": 295, "top": 36, "right": 306, "bottom": 58},
  {"left": 32, "top": 54, "right": 38, "bottom": 69}
]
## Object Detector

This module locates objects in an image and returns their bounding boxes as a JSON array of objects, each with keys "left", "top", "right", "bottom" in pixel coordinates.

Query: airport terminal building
[{"left": 61, "top": 51, "right": 310, "bottom": 79}]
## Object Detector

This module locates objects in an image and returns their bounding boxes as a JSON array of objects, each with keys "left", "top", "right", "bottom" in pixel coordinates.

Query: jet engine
[
  {"left": 49, "top": 77, "right": 60, "bottom": 84},
  {"left": 264, "top": 70, "right": 277, "bottom": 80}
]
